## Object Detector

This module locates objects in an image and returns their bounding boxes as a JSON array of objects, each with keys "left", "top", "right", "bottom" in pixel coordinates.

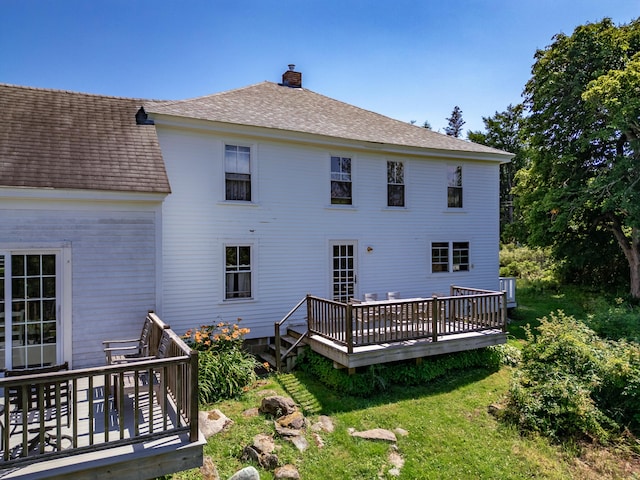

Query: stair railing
[{"left": 274, "top": 295, "right": 309, "bottom": 371}]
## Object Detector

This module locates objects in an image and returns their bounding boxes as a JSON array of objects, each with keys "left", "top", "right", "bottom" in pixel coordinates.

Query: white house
[
  {"left": 146, "top": 67, "right": 512, "bottom": 342},
  {"left": 0, "top": 68, "right": 511, "bottom": 369}
]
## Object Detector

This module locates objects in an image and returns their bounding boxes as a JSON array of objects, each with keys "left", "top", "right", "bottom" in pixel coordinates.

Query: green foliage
[
  {"left": 585, "top": 297, "right": 640, "bottom": 342},
  {"left": 518, "top": 18, "right": 640, "bottom": 298},
  {"left": 499, "top": 243, "right": 558, "bottom": 290},
  {"left": 183, "top": 321, "right": 258, "bottom": 404},
  {"left": 468, "top": 104, "right": 530, "bottom": 243},
  {"left": 296, "top": 345, "right": 511, "bottom": 397},
  {"left": 505, "top": 311, "right": 640, "bottom": 443}
]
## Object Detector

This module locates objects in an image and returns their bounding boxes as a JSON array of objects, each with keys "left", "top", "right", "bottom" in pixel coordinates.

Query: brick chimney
[{"left": 281, "top": 64, "right": 302, "bottom": 88}]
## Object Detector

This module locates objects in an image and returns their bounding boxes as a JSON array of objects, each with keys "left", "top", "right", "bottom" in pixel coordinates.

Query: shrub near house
[{"left": 183, "top": 321, "right": 260, "bottom": 404}]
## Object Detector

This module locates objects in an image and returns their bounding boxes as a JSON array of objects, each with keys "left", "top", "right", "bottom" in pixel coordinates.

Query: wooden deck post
[
  {"left": 346, "top": 302, "right": 354, "bottom": 354},
  {"left": 431, "top": 295, "right": 439, "bottom": 343},
  {"left": 501, "top": 291, "right": 508, "bottom": 333},
  {"left": 189, "top": 349, "right": 199, "bottom": 442}
]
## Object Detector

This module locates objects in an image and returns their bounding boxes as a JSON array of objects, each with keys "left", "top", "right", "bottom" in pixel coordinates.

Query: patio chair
[
  {"left": 111, "top": 330, "right": 172, "bottom": 410},
  {"left": 103, "top": 315, "right": 153, "bottom": 364}
]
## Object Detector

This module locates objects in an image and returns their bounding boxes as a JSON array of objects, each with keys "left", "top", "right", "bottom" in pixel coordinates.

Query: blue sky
[{"left": 2, "top": 1, "right": 638, "bottom": 133}]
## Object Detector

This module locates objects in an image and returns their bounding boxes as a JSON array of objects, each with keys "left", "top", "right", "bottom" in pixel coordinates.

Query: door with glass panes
[
  {"left": 0, "top": 253, "right": 59, "bottom": 370},
  {"left": 331, "top": 241, "right": 358, "bottom": 302}
]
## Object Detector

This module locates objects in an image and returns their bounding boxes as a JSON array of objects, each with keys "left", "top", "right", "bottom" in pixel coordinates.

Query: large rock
[
  {"left": 276, "top": 411, "right": 305, "bottom": 430},
  {"left": 200, "top": 456, "right": 220, "bottom": 480},
  {"left": 260, "top": 395, "right": 297, "bottom": 417},
  {"left": 253, "top": 433, "right": 275, "bottom": 454},
  {"left": 274, "top": 464, "right": 300, "bottom": 480},
  {"left": 311, "top": 415, "right": 334, "bottom": 433},
  {"left": 350, "top": 428, "right": 397, "bottom": 442},
  {"left": 288, "top": 434, "right": 309, "bottom": 452},
  {"left": 228, "top": 466, "right": 260, "bottom": 480},
  {"left": 199, "top": 409, "right": 233, "bottom": 439}
]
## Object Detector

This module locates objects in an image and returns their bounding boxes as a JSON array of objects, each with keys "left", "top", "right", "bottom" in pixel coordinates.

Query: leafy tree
[
  {"left": 517, "top": 18, "right": 640, "bottom": 298},
  {"left": 445, "top": 106, "right": 465, "bottom": 137},
  {"left": 468, "top": 104, "right": 529, "bottom": 242}
]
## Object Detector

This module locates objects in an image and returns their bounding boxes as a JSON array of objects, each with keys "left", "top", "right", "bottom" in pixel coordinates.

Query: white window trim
[
  {"left": 0, "top": 243, "right": 72, "bottom": 369},
  {"left": 221, "top": 141, "right": 258, "bottom": 204},
  {"left": 446, "top": 164, "right": 464, "bottom": 210},
  {"left": 222, "top": 241, "right": 255, "bottom": 302},
  {"left": 328, "top": 153, "right": 356, "bottom": 208},
  {"left": 431, "top": 241, "right": 471, "bottom": 274},
  {"left": 386, "top": 159, "right": 406, "bottom": 208}
]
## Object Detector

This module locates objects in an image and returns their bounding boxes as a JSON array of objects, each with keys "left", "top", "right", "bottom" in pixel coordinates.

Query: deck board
[{"left": 306, "top": 329, "right": 507, "bottom": 369}]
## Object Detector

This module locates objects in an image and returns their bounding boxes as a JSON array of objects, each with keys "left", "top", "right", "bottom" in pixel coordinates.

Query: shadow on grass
[{"left": 275, "top": 365, "right": 498, "bottom": 415}]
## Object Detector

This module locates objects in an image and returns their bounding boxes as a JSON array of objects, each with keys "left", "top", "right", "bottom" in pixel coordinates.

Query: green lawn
[{"left": 171, "top": 283, "right": 639, "bottom": 479}]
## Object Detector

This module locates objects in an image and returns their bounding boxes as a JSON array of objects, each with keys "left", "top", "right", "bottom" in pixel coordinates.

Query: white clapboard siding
[
  {"left": 0, "top": 200, "right": 161, "bottom": 367},
  {"left": 157, "top": 124, "right": 502, "bottom": 340}
]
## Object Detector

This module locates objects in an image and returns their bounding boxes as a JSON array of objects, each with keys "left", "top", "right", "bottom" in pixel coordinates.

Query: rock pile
[{"left": 200, "top": 392, "right": 408, "bottom": 479}]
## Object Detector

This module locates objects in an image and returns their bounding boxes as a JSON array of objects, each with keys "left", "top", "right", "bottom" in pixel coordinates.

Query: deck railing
[
  {"left": 306, "top": 286, "right": 507, "bottom": 352},
  {"left": 0, "top": 321, "right": 198, "bottom": 468}
]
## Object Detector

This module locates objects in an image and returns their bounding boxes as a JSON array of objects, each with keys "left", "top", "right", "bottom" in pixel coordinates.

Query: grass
[{"left": 170, "top": 282, "right": 640, "bottom": 479}]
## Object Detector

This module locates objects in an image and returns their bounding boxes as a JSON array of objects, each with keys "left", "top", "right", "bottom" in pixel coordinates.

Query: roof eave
[
  {"left": 0, "top": 186, "right": 169, "bottom": 202},
  {"left": 149, "top": 113, "right": 513, "bottom": 163}
]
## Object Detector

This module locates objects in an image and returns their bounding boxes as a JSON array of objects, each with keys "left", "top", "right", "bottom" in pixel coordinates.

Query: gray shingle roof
[
  {"left": 147, "top": 81, "right": 511, "bottom": 158},
  {"left": 0, "top": 84, "right": 170, "bottom": 194}
]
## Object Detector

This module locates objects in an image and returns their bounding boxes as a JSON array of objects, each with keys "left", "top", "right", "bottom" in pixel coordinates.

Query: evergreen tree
[{"left": 445, "top": 106, "right": 465, "bottom": 137}]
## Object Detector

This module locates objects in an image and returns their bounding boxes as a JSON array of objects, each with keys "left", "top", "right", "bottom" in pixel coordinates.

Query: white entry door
[
  {"left": 330, "top": 241, "right": 358, "bottom": 302},
  {"left": 0, "top": 252, "right": 60, "bottom": 370}
]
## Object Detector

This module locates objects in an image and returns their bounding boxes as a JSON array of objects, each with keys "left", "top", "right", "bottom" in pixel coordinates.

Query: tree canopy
[
  {"left": 517, "top": 18, "right": 640, "bottom": 298},
  {"left": 468, "top": 104, "right": 528, "bottom": 241}
]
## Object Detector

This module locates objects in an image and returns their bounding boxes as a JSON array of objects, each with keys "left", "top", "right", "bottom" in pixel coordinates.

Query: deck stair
[{"left": 261, "top": 329, "right": 307, "bottom": 372}]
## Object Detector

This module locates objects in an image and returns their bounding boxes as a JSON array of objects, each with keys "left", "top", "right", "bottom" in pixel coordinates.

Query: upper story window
[
  {"left": 431, "top": 241, "right": 469, "bottom": 273},
  {"left": 225, "top": 245, "right": 252, "bottom": 299},
  {"left": 225, "top": 145, "right": 251, "bottom": 201},
  {"left": 447, "top": 166, "right": 463, "bottom": 208},
  {"left": 387, "top": 161, "right": 405, "bottom": 207},
  {"left": 330, "top": 156, "right": 352, "bottom": 205}
]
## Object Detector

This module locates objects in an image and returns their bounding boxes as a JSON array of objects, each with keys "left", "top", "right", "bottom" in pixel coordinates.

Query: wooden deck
[
  {"left": 0, "top": 318, "right": 203, "bottom": 479},
  {"left": 275, "top": 285, "right": 508, "bottom": 370}
]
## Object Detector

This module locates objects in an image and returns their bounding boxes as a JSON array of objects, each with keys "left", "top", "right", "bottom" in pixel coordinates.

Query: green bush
[
  {"left": 505, "top": 311, "right": 640, "bottom": 443},
  {"left": 585, "top": 298, "right": 640, "bottom": 343},
  {"left": 499, "top": 243, "right": 558, "bottom": 291},
  {"left": 296, "top": 345, "right": 510, "bottom": 397},
  {"left": 183, "top": 320, "right": 259, "bottom": 405}
]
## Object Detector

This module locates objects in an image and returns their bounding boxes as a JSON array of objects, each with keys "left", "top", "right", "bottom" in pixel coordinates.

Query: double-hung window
[
  {"left": 447, "top": 166, "right": 463, "bottom": 208},
  {"left": 330, "top": 156, "right": 352, "bottom": 205},
  {"left": 431, "top": 242, "right": 450, "bottom": 272},
  {"left": 225, "top": 245, "right": 252, "bottom": 299},
  {"left": 431, "top": 241, "right": 469, "bottom": 273},
  {"left": 225, "top": 145, "right": 251, "bottom": 201},
  {"left": 387, "top": 161, "right": 405, "bottom": 207},
  {"left": 452, "top": 242, "right": 470, "bottom": 271}
]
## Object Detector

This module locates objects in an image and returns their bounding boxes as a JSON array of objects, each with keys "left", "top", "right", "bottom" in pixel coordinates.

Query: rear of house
[
  {"left": 148, "top": 68, "right": 512, "bottom": 343},
  {"left": 0, "top": 69, "right": 511, "bottom": 368}
]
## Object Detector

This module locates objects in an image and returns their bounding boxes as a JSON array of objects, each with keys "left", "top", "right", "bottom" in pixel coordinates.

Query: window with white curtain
[{"left": 225, "top": 245, "right": 252, "bottom": 299}]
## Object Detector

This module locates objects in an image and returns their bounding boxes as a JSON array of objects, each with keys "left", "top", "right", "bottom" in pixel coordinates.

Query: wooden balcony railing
[
  {"left": 0, "top": 322, "right": 198, "bottom": 469},
  {"left": 306, "top": 286, "right": 507, "bottom": 353}
]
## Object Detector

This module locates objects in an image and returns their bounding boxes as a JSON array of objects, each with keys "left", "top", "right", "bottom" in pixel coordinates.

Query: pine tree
[{"left": 445, "top": 106, "right": 465, "bottom": 137}]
